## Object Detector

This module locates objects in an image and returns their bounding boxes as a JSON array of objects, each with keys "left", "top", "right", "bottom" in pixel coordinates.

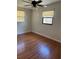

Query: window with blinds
[
  {"left": 17, "top": 10, "right": 25, "bottom": 22},
  {"left": 42, "top": 11, "right": 54, "bottom": 25},
  {"left": 42, "top": 11, "right": 54, "bottom": 17}
]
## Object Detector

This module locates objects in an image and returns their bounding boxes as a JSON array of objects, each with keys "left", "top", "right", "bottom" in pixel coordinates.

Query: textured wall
[
  {"left": 32, "top": 2, "right": 61, "bottom": 42},
  {"left": 17, "top": 9, "right": 32, "bottom": 34}
]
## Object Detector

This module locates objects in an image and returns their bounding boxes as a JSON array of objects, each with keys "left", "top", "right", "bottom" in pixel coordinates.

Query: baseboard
[
  {"left": 32, "top": 31, "right": 61, "bottom": 43},
  {"left": 17, "top": 31, "right": 61, "bottom": 43},
  {"left": 17, "top": 32, "right": 32, "bottom": 36}
]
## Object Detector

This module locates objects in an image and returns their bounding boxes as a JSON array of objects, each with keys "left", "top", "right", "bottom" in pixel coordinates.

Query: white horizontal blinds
[
  {"left": 42, "top": 11, "right": 54, "bottom": 17},
  {"left": 17, "top": 11, "right": 24, "bottom": 22},
  {"left": 42, "top": 11, "right": 54, "bottom": 24}
]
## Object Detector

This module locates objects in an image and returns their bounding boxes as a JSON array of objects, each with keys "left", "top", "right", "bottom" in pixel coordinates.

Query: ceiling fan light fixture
[{"left": 34, "top": 0, "right": 39, "bottom": 1}]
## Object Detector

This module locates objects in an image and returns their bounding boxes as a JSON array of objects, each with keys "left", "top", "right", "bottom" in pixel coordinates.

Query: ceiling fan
[{"left": 23, "top": 0, "right": 47, "bottom": 8}]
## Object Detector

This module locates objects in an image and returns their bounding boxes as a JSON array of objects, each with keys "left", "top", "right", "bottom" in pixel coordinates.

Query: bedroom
[{"left": 17, "top": 0, "right": 61, "bottom": 59}]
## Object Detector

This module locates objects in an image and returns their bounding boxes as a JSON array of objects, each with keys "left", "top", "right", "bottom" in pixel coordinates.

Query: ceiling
[{"left": 17, "top": 0, "right": 60, "bottom": 9}]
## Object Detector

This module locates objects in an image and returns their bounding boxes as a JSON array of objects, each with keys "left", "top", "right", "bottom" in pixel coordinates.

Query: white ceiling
[{"left": 17, "top": 0, "right": 60, "bottom": 9}]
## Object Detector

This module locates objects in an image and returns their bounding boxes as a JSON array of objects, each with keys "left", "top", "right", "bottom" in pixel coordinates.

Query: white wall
[
  {"left": 32, "top": 2, "right": 61, "bottom": 42},
  {"left": 17, "top": 9, "right": 32, "bottom": 34},
  {"left": 17, "top": 2, "right": 61, "bottom": 42}
]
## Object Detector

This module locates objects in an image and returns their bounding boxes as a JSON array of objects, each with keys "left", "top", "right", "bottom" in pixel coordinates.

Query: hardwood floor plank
[{"left": 17, "top": 32, "right": 61, "bottom": 59}]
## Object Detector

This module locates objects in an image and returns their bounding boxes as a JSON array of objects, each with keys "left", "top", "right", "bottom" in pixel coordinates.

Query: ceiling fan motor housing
[{"left": 32, "top": 1, "right": 37, "bottom": 7}]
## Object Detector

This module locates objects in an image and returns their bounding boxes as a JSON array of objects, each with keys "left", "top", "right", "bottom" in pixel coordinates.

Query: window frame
[
  {"left": 42, "top": 10, "right": 55, "bottom": 25},
  {"left": 17, "top": 10, "right": 25, "bottom": 22},
  {"left": 42, "top": 17, "right": 53, "bottom": 25}
]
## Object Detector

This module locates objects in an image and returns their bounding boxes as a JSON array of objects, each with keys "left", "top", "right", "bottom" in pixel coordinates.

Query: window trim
[{"left": 42, "top": 17, "right": 53, "bottom": 25}]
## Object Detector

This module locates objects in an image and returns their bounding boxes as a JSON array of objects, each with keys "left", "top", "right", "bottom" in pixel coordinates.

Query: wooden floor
[{"left": 17, "top": 32, "right": 61, "bottom": 59}]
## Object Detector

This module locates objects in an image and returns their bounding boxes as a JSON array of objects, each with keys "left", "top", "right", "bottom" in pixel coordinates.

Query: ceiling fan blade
[
  {"left": 37, "top": 4, "right": 47, "bottom": 7},
  {"left": 23, "top": 0, "right": 31, "bottom": 3},
  {"left": 37, "top": 4, "right": 43, "bottom": 7}
]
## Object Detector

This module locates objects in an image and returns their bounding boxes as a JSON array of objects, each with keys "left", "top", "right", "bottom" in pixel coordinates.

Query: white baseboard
[
  {"left": 32, "top": 31, "right": 61, "bottom": 43},
  {"left": 17, "top": 31, "right": 31, "bottom": 35},
  {"left": 17, "top": 32, "right": 25, "bottom": 35}
]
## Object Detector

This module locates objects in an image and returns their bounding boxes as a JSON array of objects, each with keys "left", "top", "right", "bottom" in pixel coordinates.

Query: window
[
  {"left": 42, "top": 17, "right": 53, "bottom": 24},
  {"left": 17, "top": 10, "right": 25, "bottom": 22},
  {"left": 42, "top": 11, "right": 54, "bottom": 25}
]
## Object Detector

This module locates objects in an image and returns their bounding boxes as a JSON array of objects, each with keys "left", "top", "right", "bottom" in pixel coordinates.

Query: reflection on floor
[{"left": 17, "top": 32, "right": 61, "bottom": 59}]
